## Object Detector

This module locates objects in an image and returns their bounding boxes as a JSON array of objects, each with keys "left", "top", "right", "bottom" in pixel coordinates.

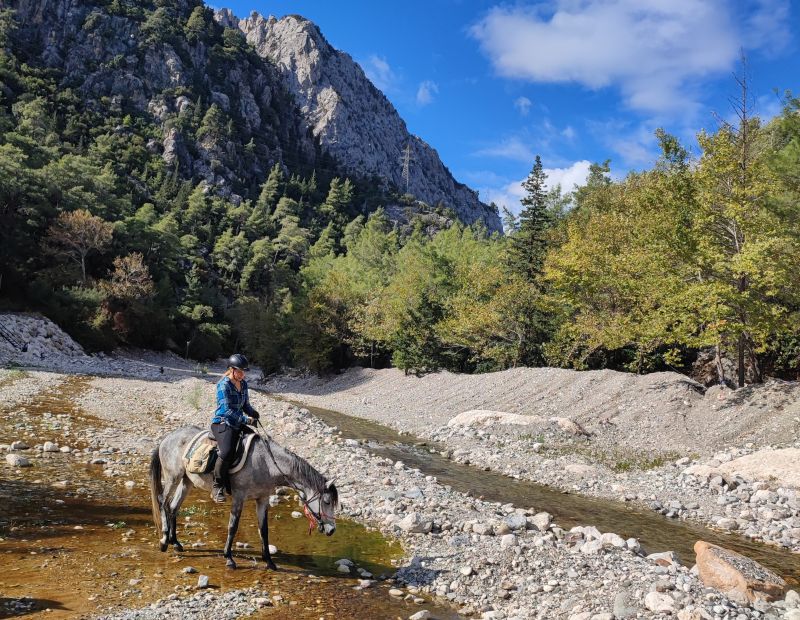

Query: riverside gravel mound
[{"left": 265, "top": 367, "right": 800, "bottom": 456}]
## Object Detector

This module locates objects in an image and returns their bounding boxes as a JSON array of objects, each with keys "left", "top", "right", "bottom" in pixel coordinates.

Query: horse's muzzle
[{"left": 323, "top": 523, "right": 336, "bottom": 536}]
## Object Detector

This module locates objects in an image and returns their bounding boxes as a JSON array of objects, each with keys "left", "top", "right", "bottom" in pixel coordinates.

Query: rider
[{"left": 210, "top": 353, "right": 259, "bottom": 503}]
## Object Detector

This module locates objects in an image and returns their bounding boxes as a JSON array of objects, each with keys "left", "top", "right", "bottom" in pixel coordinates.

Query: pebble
[{"left": 6, "top": 454, "right": 31, "bottom": 467}]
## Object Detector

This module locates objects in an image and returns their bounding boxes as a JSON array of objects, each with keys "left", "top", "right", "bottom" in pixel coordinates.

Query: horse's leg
[
  {"left": 223, "top": 497, "right": 244, "bottom": 569},
  {"left": 256, "top": 498, "right": 277, "bottom": 570},
  {"left": 168, "top": 477, "right": 190, "bottom": 552},
  {"left": 159, "top": 475, "right": 182, "bottom": 552}
]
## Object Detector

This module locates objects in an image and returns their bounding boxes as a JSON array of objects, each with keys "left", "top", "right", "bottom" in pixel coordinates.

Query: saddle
[{"left": 183, "top": 429, "right": 257, "bottom": 475}]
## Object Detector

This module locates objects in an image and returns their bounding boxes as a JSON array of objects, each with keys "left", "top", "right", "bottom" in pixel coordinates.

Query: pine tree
[{"left": 508, "top": 155, "right": 550, "bottom": 283}]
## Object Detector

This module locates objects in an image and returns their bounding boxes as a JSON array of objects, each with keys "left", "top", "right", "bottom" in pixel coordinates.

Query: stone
[
  {"left": 43, "top": 441, "right": 59, "bottom": 452},
  {"left": 196, "top": 575, "right": 209, "bottom": 588},
  {"left": 580, "top": 539, "right": 603, "bottom": 555},
  {"left": 337, "top": 564, "right": 351, "bottom": 574},
  {"left": 398, "top": 512, "right": 431, "bottom": 534},
  {"left": 472, "top": 522, "right": 493, "bottom": 536},
  {"left": 10, "top": 441, "right": 29, "bottom": 450},
  {"left": 785, "top": 589, "right": 800, "bottom": 609},
  {"left": 409, "top": 611, "right": 430, "bottom": 620},
  {"left": 644, "top": 591, "right": 675, "bottom": 613},
  {"left": 694, "top": 540, "right": 787, "bottom": 604},
  {"left": 59, "top": 446, "right": 71, "bottom": 453},
  {"left": 459, "top": 566, "right": 473, "bottom": 576},
  {"left": 182, "top": 566, "right": 197, "bottom": 574},
  {"left": 677, "top": 609, "right": 713, "bottom": 620},
  {"left": 6, "top": 454, "right": 30, "bottom": 467},
  {"left": 504, "top": 514, "right": 527, "bottom": 531},
  {"left": 530, "top": 512, "right": 552, "bottom": 532},
  {"left": 500, "top": 534, "right": 517, "bottom": 549},
  {"left": 254, "top": 597, "right": 272, "bottom": 607},
  {"left": 268, "top": 544, "right": 278, "bottom": 554},
  {"left": 590, "top": 614, "right": 614, "bottom": 620},
  {"left": 291, "top": 511, "right": 302, "bottom": 519},
  {"left": 124, "top": 480, "right": 135, "bottom": 489},
  {"left": 600, "top": 532, "right": 626, "bottom": 548},
  {"left": 389, "top": 588, "right": 404, "bottom": 597},
  {"left": 647, "top": 551, "right": 679, "bottom": 567}
]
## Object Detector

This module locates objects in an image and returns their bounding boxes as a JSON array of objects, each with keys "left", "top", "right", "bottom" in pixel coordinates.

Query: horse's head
[{"left": 300, "top": 478, "right": 338, "bottom": 536}]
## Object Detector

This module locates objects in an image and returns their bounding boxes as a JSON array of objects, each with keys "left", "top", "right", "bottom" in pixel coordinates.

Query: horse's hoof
[
  {"left": 265, "top": 560, "right": 277, "bottom": 571},
  {"left": 159, "top": 542, "right": 168, "bottom": 552},
  {"left": 173, "top": 543, "right": 184, "bottom": 552},
  {"left": 226, "top": 559, "right": 237, "bottom": 570}
]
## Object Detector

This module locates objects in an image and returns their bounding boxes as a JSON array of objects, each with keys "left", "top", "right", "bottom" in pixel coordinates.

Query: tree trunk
[
  {"left": 715, "top": 342, "right": 726, "bottom": 385},
  {"left": 737, "top": 332, "right": 746, "bottom": 388},
  {"left": 80, "top": 253, "right": 87, "bottom": 282}
]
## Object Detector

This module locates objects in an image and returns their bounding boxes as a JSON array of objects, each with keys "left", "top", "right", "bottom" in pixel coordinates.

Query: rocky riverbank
[
  {"left": 2, "top": 366, "right": 799, "bottom": 619},
  {"left": 265, "top": 368, "right": 800, "bottom": 557}
]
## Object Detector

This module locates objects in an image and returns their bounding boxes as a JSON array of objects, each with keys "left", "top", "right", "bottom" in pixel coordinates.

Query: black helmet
[{"left": 227, "top": 353, "right": 249, "bottom": 370}]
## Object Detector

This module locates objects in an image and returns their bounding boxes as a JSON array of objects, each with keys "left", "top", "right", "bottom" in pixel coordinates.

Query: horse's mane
[{"left": 267, "top": 437, "right": 339, "bottom": 508}]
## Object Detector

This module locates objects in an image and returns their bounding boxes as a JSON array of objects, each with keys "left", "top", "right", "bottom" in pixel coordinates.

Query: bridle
[{"left": 255, "top": 420, "right": 335, "bottom": 535}]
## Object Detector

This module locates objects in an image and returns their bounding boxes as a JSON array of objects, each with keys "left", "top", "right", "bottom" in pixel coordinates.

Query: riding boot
[{"left": 212, "top": 458, "right": 227, "bottom": 503}]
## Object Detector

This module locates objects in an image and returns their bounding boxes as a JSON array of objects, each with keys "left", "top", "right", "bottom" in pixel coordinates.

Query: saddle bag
[{"left": 185, "top": 437, "right": 217, "bottom": 474}]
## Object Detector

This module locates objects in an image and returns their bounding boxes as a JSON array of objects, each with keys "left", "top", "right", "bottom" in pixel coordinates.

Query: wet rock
[
  {"left": 389, "top": 588, "right": 404, "bottom": 597},
  {"left": 43, "top": 441, "right": 59, "bottom": 452},
  {"left": 10, "top": 441, "right": 29, "bottom": 450},
  {"left": 409, "top": 611, "right": 430, "bottom": 620},
  {"left": 182, "top": 566, "right": 197, "bottom": 574},
  {"left": 6, "top": 454, "right": 30, "bottom": 467},
  {"left": 694, "top": 540, "right": 787, "bottom": 604},
  {"left": 196, "top": 575, "right": 209, "bottom": 589}
]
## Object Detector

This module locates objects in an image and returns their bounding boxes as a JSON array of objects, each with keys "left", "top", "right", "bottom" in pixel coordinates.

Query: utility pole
[{"left": 400, "top": 143, "right": 412, "bottom": 193}]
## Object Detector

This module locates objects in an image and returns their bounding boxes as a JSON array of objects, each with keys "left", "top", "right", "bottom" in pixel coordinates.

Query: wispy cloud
[
  {"left": 361, "top": 54, "right": 397, "bottom": 92},
  {"left": 474, "top": 136, "right": 536, "bottom": 162},
  {"left": 514, "top": 96, "right": 532, "bottom": 116},
  {"left": 469, "top": 0, "right": 792, "bottom": 116},
  {"left": 416, "top": 80, "right": 439, "bottom": 106}
]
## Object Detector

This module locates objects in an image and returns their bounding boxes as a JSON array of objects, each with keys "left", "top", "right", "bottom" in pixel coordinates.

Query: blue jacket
[{"left": 212, "top": 377, "right": 256, "bottom": 428}]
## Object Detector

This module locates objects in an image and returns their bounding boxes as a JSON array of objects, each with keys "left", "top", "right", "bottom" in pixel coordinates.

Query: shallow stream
[
  {"left": 0, "top": 374, "right": 461, "bottom": 619},
  {"left": 298, "top": 402, "right": 800, "bottom": 586}
]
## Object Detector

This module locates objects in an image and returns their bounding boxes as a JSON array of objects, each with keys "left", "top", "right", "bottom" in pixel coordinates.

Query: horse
[{"left": 149, "top": 425, "right": 338, "bottom": 569}]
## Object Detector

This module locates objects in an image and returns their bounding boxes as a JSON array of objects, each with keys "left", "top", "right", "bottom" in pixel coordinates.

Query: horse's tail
[{"left": 149, "top": 444, "right": 163, "bottom": 536}]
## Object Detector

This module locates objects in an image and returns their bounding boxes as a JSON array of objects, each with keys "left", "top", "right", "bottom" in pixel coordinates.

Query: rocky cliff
[
  {"left": 219, "top": 9, "right": 501, "bottom": 232},
  {"left": 7, "top": 0, "right": 499, "bottom": 230}
]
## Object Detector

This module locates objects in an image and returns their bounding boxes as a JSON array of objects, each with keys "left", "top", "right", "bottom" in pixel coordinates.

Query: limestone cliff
[{"left": 223, "top": 10, "right": 501, "bottom": 232}]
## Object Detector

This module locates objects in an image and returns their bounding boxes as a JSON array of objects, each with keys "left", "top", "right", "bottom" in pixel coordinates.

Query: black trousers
[{"left": 211, "top": 423, "right": 240, "bottom": 487}]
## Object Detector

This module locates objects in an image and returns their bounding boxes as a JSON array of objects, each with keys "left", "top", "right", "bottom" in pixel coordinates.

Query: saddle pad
[{"left": 182, "top": 429, "right": 258, "bottom": 474}]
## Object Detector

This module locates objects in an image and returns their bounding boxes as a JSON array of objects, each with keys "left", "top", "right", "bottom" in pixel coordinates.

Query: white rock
[
  {"left": 530, "top": 512, "right": 552, "bottom": 532},
  {"left": 645, "top": 592, "right": 675, "bottom": 613},
  {"left": 409, "top": 611, "right": 430, "bottom": 620},
  {"left": 600, "top": 532, "right": 626, "bottom": 548},
  {"left": 43, "top": 441, "right": 59, "bottom": 452},
  {"left": 500, "top": 534, "right": 517, "bottom": 548},
  {"left": 459, "top": 566, "right": 473, "bottom": 576}
]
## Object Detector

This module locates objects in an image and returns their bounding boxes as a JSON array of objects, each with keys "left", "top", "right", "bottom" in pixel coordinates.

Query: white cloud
[
  {"left": 544, "top": 160, "right": 592, "bottom": 192},
  {"left": 416, "top": 80, "right": 439, "bottom": 106},
  {"left": 562, "top": 125, "right": 576, "bottom": 140},
  {"left": 477, "top": 160, "right": 592, "bottom": 219},
  {"left": 469, "top": 1, "right": 791, "bottom": 115},
  {"left": 474, "top": 136, "right": 536, "bottom": 162},
  {"left": 361, "top": 54, "right": 396, "bottom": 92},
  {"left": 514, "top": 96, "right": 533, "bottom": 116}
]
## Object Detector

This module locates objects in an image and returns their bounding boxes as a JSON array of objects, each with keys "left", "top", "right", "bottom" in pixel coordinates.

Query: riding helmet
[{"left": 227, "top": 353, "right": 249, "bottom": 370}]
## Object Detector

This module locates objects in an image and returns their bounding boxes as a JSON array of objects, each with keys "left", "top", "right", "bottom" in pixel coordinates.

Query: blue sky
[{"left": 223, "top": 0, "right": 798, "bottom": 214}]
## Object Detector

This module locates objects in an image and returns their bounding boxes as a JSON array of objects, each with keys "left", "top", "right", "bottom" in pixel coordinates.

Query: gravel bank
[{"left": 266, "top": 368, "right": 800, "bottom": 556}]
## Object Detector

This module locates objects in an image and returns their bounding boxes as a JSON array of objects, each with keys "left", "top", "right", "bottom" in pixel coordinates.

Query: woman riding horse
[{"left": 211, "top": 353, "right": 259, "bottom": 502}]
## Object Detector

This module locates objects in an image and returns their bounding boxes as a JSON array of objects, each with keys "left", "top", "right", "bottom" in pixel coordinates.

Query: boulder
[
  {"left": 398, "top": 512, "right": 432, "bottom": 534},
  {"left": 43, "top": 441, "right": 59, "bottom": 452},
  {"left": 694, "top": 540, "right": 787, "bottom": 604},
  {"left": 647, "top": 551, "right": 679, "bottom": 567},
  {"left": 530, "top": 512, "right": 552, "bottom": 532}
]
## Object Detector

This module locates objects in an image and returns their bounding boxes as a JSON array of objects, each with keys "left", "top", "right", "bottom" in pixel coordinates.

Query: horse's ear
[{"left": 325, "top": 478, "right": 336, "bottom": 489}]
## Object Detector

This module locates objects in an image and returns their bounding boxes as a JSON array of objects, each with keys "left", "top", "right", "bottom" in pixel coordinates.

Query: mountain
[
  {"left": 7, "top": 0, "right": 499, "bottom": 231},
  {"left": 219, "top": 9, "right": 501, "bottom": 232}
]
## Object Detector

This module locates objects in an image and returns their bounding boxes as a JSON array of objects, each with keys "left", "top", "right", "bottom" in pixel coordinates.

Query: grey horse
[{"left": 149, "top": 425, "right": 338, "bottom": 569}]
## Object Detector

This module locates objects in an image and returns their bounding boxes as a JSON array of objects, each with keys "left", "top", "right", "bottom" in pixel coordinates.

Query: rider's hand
[
  {"left": 251, "top": 410, "right": 260, "bottom": 421},
  {"left": 244, "top": 415, "right": 253, "bottom": 426}
]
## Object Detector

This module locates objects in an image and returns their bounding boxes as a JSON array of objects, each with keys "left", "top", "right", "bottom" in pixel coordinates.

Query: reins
[{"left": 254, "top": 420, "right": 332, "bottom": 535}]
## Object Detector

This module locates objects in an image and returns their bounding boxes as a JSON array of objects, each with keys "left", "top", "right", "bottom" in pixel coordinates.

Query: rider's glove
[
  {"left": 244, "top": 415, "right": 253, "bottom": 426},
  {"left": 250, "top": 410, "right": 260, "bottom": 421}
]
